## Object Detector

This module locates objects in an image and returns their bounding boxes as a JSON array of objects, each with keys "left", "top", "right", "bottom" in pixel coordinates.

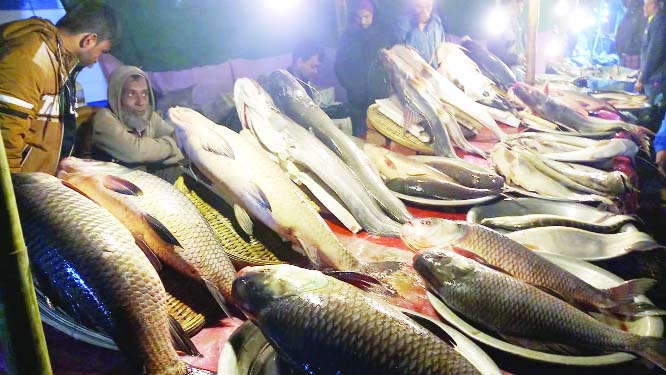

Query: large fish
[
  {"left": 401, "top": 218, "right": 665, "bottom": 317},
  {"left": 13, "top": 173, "right": 206, "bottom": 375},
  {"left": 168, "top": 107, "right": 361, "bottom": 271},
  {"left": 435, "top": 43, "right": 513, "bottom": 111},
  {"left": 232, "top": 264, "right": 482, "bottom": 375},
  {"left": 57, "top": 157, "right": 238, "bottom": 313},
  {"left": 379, "top": 48, "right": 460, "bottom": 158},
  {"left": 261, "top": 69, "right": 413, "bottom": 224},
  {"left": 234, "top": 78, "right": 402, "bottom": 237},
  {"left": 461, "top": 39, "right": 517, "bottom": 92},
  {"left": 390, "top": 44, "right": 506, "bottom": 142},
  {"left": 414, "top": 248, "right": 666, "bottom": 369},
  {"left": 512, "top": 83, "right": 651, "bottom": 139}
]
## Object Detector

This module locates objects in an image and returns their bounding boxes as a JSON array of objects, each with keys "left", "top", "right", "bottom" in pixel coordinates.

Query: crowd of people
[{"left": 1, "top": 0, "right": 666, "bottom": 180}]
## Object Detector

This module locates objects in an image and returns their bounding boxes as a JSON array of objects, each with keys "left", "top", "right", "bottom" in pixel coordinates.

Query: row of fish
[{"left": 361, "top": 142, "right": 504, "bottom": 200}]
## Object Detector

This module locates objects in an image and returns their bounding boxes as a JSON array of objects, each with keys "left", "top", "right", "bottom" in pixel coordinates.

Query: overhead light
[
  {"left": 486, "top": 7, "right": 508, "bottom": 35},
  {"left": 555, "top": 0, "right": 570, "bottom": 17}
]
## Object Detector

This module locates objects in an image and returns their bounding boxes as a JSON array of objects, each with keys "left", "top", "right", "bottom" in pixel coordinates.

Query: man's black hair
[
  {"left": 56, "top": 1, "right": 120, "bottom": 43},
  {"left": 293, "top": 40, "right": 324, "bottom": 62}
]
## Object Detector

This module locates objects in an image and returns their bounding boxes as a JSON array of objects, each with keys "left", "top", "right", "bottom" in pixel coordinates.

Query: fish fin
[
  {"left": 203, "top": 279, "right": 237, "bottom": 319},
  {"left": 144, "top": 214, "right": 182, "bottom": 248},
  {"left": 451, "top": 247, "right": 512, "bottom": 275},
  {"left": 324, "top": 271, "right": 382, "bottom": 291},
  {"left": 399, "top": 309, "right": 456, "bottom": 347},
  {"left": 134, "top": 237, "right": 162, "bottom": 271},
  {"left": 601, "top": 302, "right": 666, "bottom": 317},
  {"left": 364, "top": 261, "right": 406, "bottom": 274},
  {"left": 188, "top": 163, "right": 213, "bottom": 187},
  {"left": 499, "top": 334, "right": 584, "bottom": 355},
  {"left": 103, "top": 175, "right": 143, "bottom": 196},
  {"left": 637, "top": 336, "right": 666, "bottom": 371},
  {"left": 234, "top": 204, "right": 254, "bottom": 236},
  {"left": 61, "top": 180, "right": 98, "bottom": 203},
  {"left": 295, "top": 239, "right": 323, "bottom": 268},
  {"left": 606, "top": 278, "right": 657, "bottom": 304},
  {"left": 168, "top": 315, "right": 200, "bottom": 357},
  {"left": 201, "top": 131, "right": 235, "bottom": 159}
]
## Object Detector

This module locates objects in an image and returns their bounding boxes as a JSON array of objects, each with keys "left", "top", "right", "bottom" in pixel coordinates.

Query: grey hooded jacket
[{"left": 92, "top": 65, "right": 183, "bottom": 166}]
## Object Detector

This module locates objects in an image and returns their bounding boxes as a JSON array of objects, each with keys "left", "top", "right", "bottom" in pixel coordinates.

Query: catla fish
[
  {"left": 233, "top": 265, "right": 482, "bottom": 375},
  {"left": 401, "top": 218, "right": 666, "bottom": 317},
  {"left": 13, "top": 173, "right": 209, "bottom": 375},
  {"left": 58, "top": 157, "right": 238, "bottom": 314},
  {"left": 415, "top": 248, "right": 666, "bottom": 370},
  {"left": 168, "top": 107, "right": 361, "bottom": 271}
]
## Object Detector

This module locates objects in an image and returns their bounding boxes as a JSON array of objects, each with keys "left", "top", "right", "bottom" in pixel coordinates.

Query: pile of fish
[
  {"left": 460, "top": 39, "right": 517, "bottom": 93},
  {"left": 233, "top": 77, "right": 404, "bottom": 237},
  {"left": 379, "top": 44, "right": 505, "bottom": 158},
  {"left": 491, "top": 141, "right": 631, "bottom": 205},
  {"left": 13, "top": 173, "right": 211, "bottom": 375},
  {"left": 361, "top": 142, "right": 504, "bottom": 201}
]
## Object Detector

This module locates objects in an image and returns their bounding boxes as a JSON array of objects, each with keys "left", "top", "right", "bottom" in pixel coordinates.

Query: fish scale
[
  {"left": 235, "top": 266, "right": 479, "bottom": 375},
  {"left": 415, "top": 250, "right": 666, "bottom": 367},
  {"left": 13, "top": 173, "right": 188, "bottom": 375},
  {"left": 58, "top": 158, "right": 237, "bottom": 304}
]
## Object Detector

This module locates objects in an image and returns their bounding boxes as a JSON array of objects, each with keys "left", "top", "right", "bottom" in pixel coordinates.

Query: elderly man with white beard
[{"left": 91, "top": 65, "right": 184, "bottom": 182}]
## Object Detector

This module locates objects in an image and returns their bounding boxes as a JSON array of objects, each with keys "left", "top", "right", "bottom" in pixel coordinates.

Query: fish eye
[{"left": 423, "top": 219, "right": 432, "bottom": 226}]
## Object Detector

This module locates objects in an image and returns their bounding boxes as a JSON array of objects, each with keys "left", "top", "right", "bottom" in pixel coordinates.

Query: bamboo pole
[
  {"left": 525, "top": 0, "right": 540, "bottom": 85},
  {"left": 0, "top": 134, "right": 52, "bottom": 374}
]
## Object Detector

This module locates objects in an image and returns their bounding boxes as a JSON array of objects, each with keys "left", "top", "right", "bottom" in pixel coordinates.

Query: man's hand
[{"left": 635, "top": 81, "right": 644, "bottom": 93}]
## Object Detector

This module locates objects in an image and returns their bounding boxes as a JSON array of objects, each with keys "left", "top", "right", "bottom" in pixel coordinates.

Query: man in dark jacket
[
  {"left": 636, "top": 0, "right": 666, "bottom": 104},
  {"left": 616, "top": 0, "right": 647, "bottom": 69},
  {"left": 335, "top": 0, "right": 378, "bottom": 137}
]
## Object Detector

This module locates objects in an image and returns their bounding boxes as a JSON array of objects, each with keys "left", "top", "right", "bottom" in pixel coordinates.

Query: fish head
[
  {"left": 511, "top": 83, "right": 546, "bottom": 110},
  {"left": 233, "top": 265, "right": 329, "bottom": 318},
  {"left": 413, "top": 248, "right": 477, "bottom": 287},
  {"left": 265, "top": 70, "right": 314, "bottom": 106},
  {"left": 58, "top": 157, "right": 142, "bottom": 207},
  {"left": 401, "top": 218, "right": 465, "bottom": 250}
]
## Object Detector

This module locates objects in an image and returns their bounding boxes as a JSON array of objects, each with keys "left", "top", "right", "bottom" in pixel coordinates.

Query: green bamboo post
[{"left": 0, "top": 133, "right": 53, "bottom": 374}]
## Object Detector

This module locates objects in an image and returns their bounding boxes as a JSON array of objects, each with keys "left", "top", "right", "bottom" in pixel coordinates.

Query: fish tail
[
  {"left": 186, "top": 363, "right": 217, "bottom": 374},
  {"left": 602, "top": 301, "right": 666, "bottom": 317},
  {"left": 636, "top": 336, "right": 666, "bottom": 371},
  {"left": 204, "top": 279, "right": 238, "bottom": 318},
  {"left": 606, "top": 278, "right": 656, "bottom": 303},
  {"left": 168, "top": 316, "right": 200, "bottom": 357}
]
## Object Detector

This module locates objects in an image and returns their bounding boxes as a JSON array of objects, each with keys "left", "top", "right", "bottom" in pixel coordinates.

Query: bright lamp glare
[
  {"left": 555, "top": 0, "right": 570, "bottom": 17},
  {"left": 265, "top": 0, "right": 301, "bottom": 14},
  {"left": 546, "top": 39, "right": 563, "bottom": 58},
  {"left": 487, "top": 7, "right": 508, "bottom": 35},
  {"left": 569, "top": 8, "right": 591, "bottom": 32}
]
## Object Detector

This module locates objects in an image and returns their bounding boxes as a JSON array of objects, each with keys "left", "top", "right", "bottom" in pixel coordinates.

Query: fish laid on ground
[
  {"left": 491, "top": 143, "right": 614, "bottom": 205},
  {"left": 234, "top": 78, "right": 402, "bottom": 237},
  {"left": 415, "top": 248, "right": 666, "bottom": 370},
  {"left": 58, "top": 157, "right": 237, "bottom": 313},
  {"left": 512, "top": 83, "right": 652, "bottom": 141},
  {"left": 435, "top": 43, "right": 512, "bottom": 111},
  {"left": 506, "top": 226, "right": 664, "bottom": 260},
  {"left": 461, "top": 39, "right": 517, "bottom": 92},
  {"left": 547, "top": 87, "right": 621, "bottom": 115},
  {"left": 232, "top": 264, "right": 482, "bottom": 375},
  {"left": 401, "top": 218, "right": 666, "bottom": 317},
  {"left": 261, "top": 69, "right": 413, "bottom": 224},
  {"left": 481, "top": 213, "right": 638, "bottom": 233},
  {"left": 168, "top": 106, "right": 361, "bottom": 271},
  {"left": 390, "top": 44, "right": 506, "bottom": 142},
  {"left": 416, "top": 157, "right": 505, "bottom": 190},
  {"left": 362, "top": 142, "right": 501, "bottom": 200},
  {"left": 13, "top": 173, "right": 207, "bottom": 375}
]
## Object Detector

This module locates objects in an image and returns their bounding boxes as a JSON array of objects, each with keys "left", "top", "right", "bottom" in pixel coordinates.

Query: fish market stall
[{"left": 3, "top": 1, "right": 666, "bottom": 375}]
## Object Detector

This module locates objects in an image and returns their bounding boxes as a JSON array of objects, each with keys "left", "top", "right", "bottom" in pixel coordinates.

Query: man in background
[
  {"left": 394, "top": 0, "right": 445, "bottom": 64},
  {"left": 636, "top": 0, "right": 666, "bottom": 130},
  {"left": 616, "top": 0, "right": 647, "bottom": 69},
  {"left": 92, "top": 65, "right": 183, "bottom": 183},
  {"left": 0, "top": 1, "right": 118, "bottom": 174},
  {"left": 487, "top": 0, "right": 526, "bottom": 76}
]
